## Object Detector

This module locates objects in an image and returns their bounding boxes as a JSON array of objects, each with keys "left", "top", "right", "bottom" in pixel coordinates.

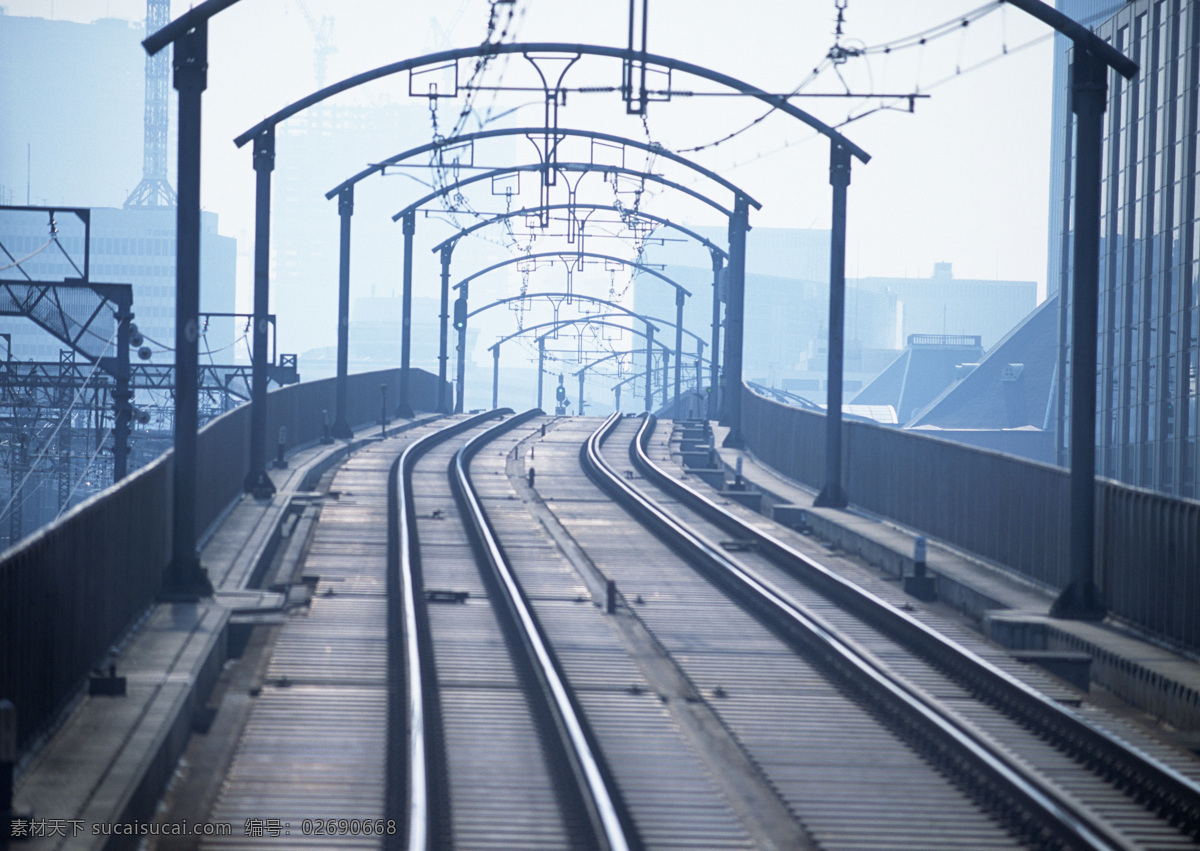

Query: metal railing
[
  {"left": 741, "top": 385, "right": 1200, "bottom": 652},
  {"left": 0, "top": 367, "right": 446, "bottom": 753}
]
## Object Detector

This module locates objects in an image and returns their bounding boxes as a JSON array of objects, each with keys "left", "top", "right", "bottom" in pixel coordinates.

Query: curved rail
[
  {"left": 390, "top": 410, "right": 511, "bottom": 850},
  {"left": 581, "top": 413, "right": 1131, "bottom": 849},
  {"left": 452, "top": 411, "right": 634, "bottom": 851},
  {"left": 628, "top": 415, "right": 1200, "bottom": 842}
]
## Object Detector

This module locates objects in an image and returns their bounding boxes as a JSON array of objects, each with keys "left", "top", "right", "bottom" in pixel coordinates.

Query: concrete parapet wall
[
  {"left": 741, "top": 384, "right": 1200, "bottom": 654},
  {"left": 0, "top": 368, "right": 446, "bottom": 754}
]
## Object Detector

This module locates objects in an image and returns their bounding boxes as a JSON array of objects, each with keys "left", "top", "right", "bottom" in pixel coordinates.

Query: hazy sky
[{"left": 3, "top": 0, "right": 1062, "bottom": 376}]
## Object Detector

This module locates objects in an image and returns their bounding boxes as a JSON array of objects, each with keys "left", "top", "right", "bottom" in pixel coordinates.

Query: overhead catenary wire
[
  {"left": 0, "top": 237, "right": 53, "bottom": 274},
  {"left": 54, "top": 424, "right": 116, "bottom": 520},
  {"left": 678, "top": 0, "right": 1009, "bottom": 155},
  {"left": 0, "top": 324, "right": 119, "bottom": 527}
]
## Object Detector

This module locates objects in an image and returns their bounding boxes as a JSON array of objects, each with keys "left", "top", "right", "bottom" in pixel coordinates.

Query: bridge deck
[{"left": 9, "top": 415, "right": 1200, "bottom": 848}]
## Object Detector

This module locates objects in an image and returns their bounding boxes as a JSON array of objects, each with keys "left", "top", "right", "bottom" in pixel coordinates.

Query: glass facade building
[{"left": 1055, "top": 0, "right": 1200, "bottom": 498}]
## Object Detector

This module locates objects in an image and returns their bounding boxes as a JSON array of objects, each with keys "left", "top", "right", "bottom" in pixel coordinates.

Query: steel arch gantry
[
  {"left": 328, "top": 126, "right": 761, "bottom": 210},
  {"left": 430, "top": 208, "right": 726, "bottom": 416},
  {"left": 464, "top": 289, "right": 707, "bottom": 414},
  {"left": 382, "top": 158, "right": 738, "bottom": 419},
  {"left": 448, "top": 249, "right": 703, "bottom": 413},
  {"left": 535, "top": 316, "right": 675, "bottom": 415},
  {"left": 321, "top": 126, "right": 748, "bottom": 420},
  {"left": 236, "top": 40, "right": 867, "bottom": 466},
  {"left": 324, "top": 177, "right": 737, "bottom": 424},
  {"left": 231, "top": 41, "right": 869, "bottom": 610},
  {"left": 487, "top": 315, "right": 669, "bottom": 413},
  {"left": 573, "top": 346, "right": 709, "bottom": 417},
  {"left": 383, "top": 160, "right": 739, "bottom": 417}
]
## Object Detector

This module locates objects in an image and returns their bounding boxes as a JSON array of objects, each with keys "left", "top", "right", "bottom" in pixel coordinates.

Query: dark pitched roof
[
  {"left": 907, "top": 295, "right": 1059, "bottom": 430},
  {"left": 851, "top": 335, "right": 984, "bottom": 424}
]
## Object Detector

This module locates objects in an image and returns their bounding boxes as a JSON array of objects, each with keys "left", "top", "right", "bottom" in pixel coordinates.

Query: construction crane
[{"left": 291, "top": 0, "right": 337, "bottom": 89}]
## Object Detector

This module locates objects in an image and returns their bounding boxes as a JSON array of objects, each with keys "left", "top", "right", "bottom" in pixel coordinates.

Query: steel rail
[
  {"left": 581, "top": 412, "right": 1126, "bottom": 850},
  {"left": 452, "top": 411, "right": 634, "bottom": 851},
  {"left": 628, "top": 415, "right": 1200, "bottom": 841},
  {"left": 390, "top": 410, "right": 511, "bottom": 851}
]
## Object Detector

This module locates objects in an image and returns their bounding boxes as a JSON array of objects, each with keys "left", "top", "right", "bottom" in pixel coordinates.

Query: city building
[
  {"left": 1046, "top": 0, "right": 1128, "bottom": 300},
  {"left": 1052, "top": 0, "right": 1200, "bottom": 498},
  {"left": 636, "top": 228, "right": 1035, "bottom": 406},
  {"left": 0, "top": 8, "right": 238, "bottom": 543}
]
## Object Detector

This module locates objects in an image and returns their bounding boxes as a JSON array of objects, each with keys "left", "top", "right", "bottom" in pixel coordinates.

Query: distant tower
[{"left": 124, "top": 0, "right": 176, "bottom": 207}]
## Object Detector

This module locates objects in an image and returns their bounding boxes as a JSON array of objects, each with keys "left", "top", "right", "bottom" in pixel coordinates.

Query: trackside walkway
[
  {"left": 7, "top": 416, "right": 438, "bottom": 850},
  {"left": 697, "top": 422, "right": 1200, "bottom": 737}
]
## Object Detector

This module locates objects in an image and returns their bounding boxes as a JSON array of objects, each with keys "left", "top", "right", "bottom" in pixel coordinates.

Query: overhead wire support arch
[
  {"left": 388, "top": 161, "right": 736, "bottom": 222},
  {"left": 325, "top": 126, "right": 762, "bottom": 210},
  {"left": 487, "top": 313, "right": 670, "bottom": 412},
  {"left": 233, "top": 41, "right": 870, "bottom": 430},
  {"left": 429, "top": 203, "right": 728, "bottom": 259},
  {"left": 445, "top": 246, "right": 705, "bottom": 412},
  {"left": 452, "top": 250, "right": 691, "bottom": 298},
  {"left": 403, "top": 197, "right": 726, "bottom": 414},
  {"left": 233, "top": 42, "right": 870, "bottom": 164}
]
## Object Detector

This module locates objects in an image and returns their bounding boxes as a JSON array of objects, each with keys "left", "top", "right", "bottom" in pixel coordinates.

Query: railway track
[
  {"left": 571, "top": 412, "right": 1200, "bottom": 850},
  {"left": 390, "top": 410, "right": 633, "bottom": 850},
  {"left": 382, "top": 410, "right": 1200, "bottom": 849}
]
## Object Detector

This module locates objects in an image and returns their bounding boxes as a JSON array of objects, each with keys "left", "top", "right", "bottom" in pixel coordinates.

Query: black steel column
[
  {"left": 721, "top": 195, "right": 749, "bottom": 446},
  {"left": 644, "top": 324, "right": 655, "bottom": 413},
  {"left": 455, "top": 283, "right": 468, "bottom": 413},
  {"left": 491, "top": 344, "right": 499, "bottom": 410},
  {"left": 1052, "top": 51, "right": 1109, "bottom": 620},
  {"left": 537, "top": 336, "right": 545, "bottom": 410},
  {"left": 662, "top": 348, "right": 670, "bottom": 408},
  {"left": 244, "top": 128, "right": 275, "bottom": 498},
  {"left": 332, "top": 186, "right": 353, "bottom": 439},
  {"left": 708, "top": 250, "right": 723, "bottom": 421},
  {"left": 673, "top": 288, "right": 685, "bottom": 414},
  {"left": 438, "top": 244, "right": 452, "bottom": 413},
  {"left": 816, "top": 143, "right": 852, "bottom": 508},
  {"left": 397, "top": 210, "right": 415, "bottom": 419},
  {"left": 112, "top": 292, "right": 132, "bottom": 481},
  {"left": 164, "top": 21, "right": 212, "bottom": 598}
]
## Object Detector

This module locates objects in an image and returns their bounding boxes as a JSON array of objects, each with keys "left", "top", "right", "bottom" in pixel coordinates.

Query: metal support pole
[
  {"left": 709, "top": 250, "right": 723, "bottom": 421},
  {"left": 112, "top": 292, "right": 132, "bottom": 481},
  {"left": 537, "top": 336, "right": 545, "bottom": 410},
  {"left": 244, "top": 128, "right": 275, "bottom": 497},
  {"left": 164, "top": 20, "right": 213, "bottom": 598},
  {"left": 438, "top": 244, "right": 452, "bottom": 413},
  {"left": 673, "top": 288, "right": 684, "bottom": 414},
  {"left": 662, "top": 348, "right": 670, "bottom": 408},
  {"left": 644, "top": 324, "right": 655, "bottom": 413},
  {"left": 1052, "top": 51, "right": 1108, "bottom": 620},
  {"left": 491, "top": 344, "right": 500, "bottom": 410},
  {"left": 455, "top": 282, "right": 468, "bottom": 413},
  {"left": 332, "top": 186, "right": 353, "bottom": 438},
  {"left": 721, "top": 195, "right": 750, "bottom": 446},
  {"left": 615, "top": 383, "right": 621, "bottom": 412},
  {"left": 578, "top": 370, "right": 585, "bottom": 416},
  {"left": 816, "top": 143, "right": 852, "bottom": 508},
  {"left": 397, "top": 210, "right": 415, "bottom": 419}
]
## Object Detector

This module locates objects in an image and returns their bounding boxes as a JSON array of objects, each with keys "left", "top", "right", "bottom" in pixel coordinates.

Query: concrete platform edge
[{"left": 703, "top": 423, "right": 1200, "bottom": 732}]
